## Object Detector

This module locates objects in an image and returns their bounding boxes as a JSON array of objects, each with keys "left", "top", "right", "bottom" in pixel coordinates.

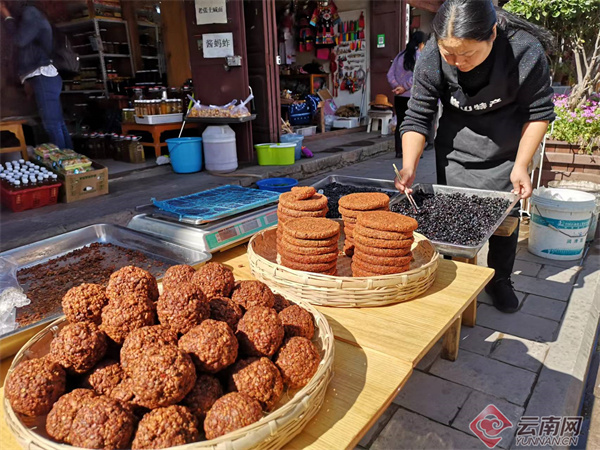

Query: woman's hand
[
  {"left": 394, "top": 166, "right": 416, "bottom": 194},
  {"left": 1, "top": 2, "right": 11, "bottom": 18},
  {"left": 510, "top": 166, "right": 532, "bottom": 199},
  {"left": 393, "top": 86, "right": 406, "bottom": 95}
]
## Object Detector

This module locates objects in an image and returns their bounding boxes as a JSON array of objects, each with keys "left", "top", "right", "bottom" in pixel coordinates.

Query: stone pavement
[{"left": 358, "top": 231, "right": 600, "bottom": 449}]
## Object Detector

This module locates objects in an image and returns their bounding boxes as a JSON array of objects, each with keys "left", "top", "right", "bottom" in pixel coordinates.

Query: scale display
[{"left": 206, "top": 209, "right": 278, "bottom": 251}]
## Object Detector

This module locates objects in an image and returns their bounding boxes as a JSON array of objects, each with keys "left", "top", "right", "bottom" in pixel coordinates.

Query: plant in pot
[{"left": 505, "top": 0, "right": 600, "bottom": 184}]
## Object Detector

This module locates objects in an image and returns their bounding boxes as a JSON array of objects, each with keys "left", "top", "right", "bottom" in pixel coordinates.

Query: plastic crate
[{"left": 1, "top": 182, "right": 61, "bottom": 212}]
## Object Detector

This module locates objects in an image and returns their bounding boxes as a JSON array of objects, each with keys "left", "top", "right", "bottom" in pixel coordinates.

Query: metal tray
[
  {"left": 0, "top": 224, "right": 211, "bottom": 355},
  {"left": 311, "top": 175, "right": 399, "bottom": 193},
  {"left": 390, "top": 184, "right": 520, "bottom": 259}
]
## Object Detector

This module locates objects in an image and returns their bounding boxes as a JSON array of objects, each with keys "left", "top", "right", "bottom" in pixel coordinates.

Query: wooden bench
[{"left": 0, "top": 120, "right": 29, "bottom": 161}]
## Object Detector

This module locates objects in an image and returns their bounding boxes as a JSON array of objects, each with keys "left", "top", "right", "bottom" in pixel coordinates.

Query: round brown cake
[
  {"left": 46, "top": 389, "right": 97, "bottom": 443},
  {"left": 50, "top": 322, "right": 107, "bottom": 374},
  {"left": 181, "top": 373, "right": 224, "bottom": 422},
  {"left": 128, "top": 344, "right": 196, "bottom": 409},
  {"left": 192, "top": 262, "right": 235, "bottom": 299},
  {"left": 179, "top": 319, "right": 238, "bottom": 373},
  {"left": 228, "top": 357, "right": 284, "bottom": 411},
  {"left": 157, "top": 282, "right": 209, "bottom": 334},
  {"left": 236, "top": 306, "right": 284, "bottom": 358},
  {"left": 161, "top": 264, "right": 196, "bottom": 292},
  {"left": 132, "top": 405, "right": 199, "bottom": 449},
  {"left": 231, "top": 280, "right": 275, "bottom": 309},
  {"left": 338, "top": 192, "right": 390, "bottom": 211},
  {"left": 100, "top": 294, "right": 156, "bottom": 345},
  {"left": 279, "top": 305, "right": 315, "bottom": 340},
  {"left": 204, "top": 392, "right": 263, "bottom": 440},
  {"left": 106, "top": 266, "right": 159, "bottom": 303},
  {"left": 62, "top": 283, "right": 108, "bottom": 325},
  {"left": 68, "top": 395, "right": 135, "bottom": 449},
  {"left": 120, "top": 325, "right": 178, "bottom": 374},
  {"left": 6, "top": 357, "right": 66, "bottom": 417},
  {"left": 275, "top": 337, "right": 321, "bottom": 389}
]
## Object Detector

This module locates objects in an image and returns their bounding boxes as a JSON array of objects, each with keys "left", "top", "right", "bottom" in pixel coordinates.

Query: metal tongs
[{"left": 393, "top": 164, "right": 419, "bottom": 214}]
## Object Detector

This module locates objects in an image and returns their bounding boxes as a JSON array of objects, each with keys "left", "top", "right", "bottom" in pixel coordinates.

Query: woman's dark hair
[
  {"left": 432, "top": 0, "right": 554, "bottom": 53},
  {"left": 401, "top": 31, "right": 428, "bottom": 71}
]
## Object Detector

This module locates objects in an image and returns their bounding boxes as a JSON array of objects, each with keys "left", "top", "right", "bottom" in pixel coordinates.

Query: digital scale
[
  {"left": 128, "top": 204, "right": 278, "bottom": 253},
  {"left": 127, "top": 185, "right": 281, "bottom": 253}
]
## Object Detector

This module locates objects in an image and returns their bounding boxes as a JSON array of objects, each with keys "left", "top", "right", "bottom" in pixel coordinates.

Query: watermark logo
[
  {"left": 514, "top": 416, "right": 583, "bottom": 447},
  {"left": 469, "top": 404, "right": 513, "bottom": 449}
]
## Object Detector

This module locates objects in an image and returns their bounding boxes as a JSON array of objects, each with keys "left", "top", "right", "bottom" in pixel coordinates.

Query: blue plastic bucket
[
  {"left": 256, "top": 177, "right": 298, "bottom": 193},
  {"left": 166, "top": 137, "right": 203, "bottom": 173},
  {"left": 280, "top": 134, "right": 304, "bottom": 160}
]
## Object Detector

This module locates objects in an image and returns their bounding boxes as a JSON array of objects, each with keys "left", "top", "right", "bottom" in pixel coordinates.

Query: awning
[{"left": 407, "top": 0, "right": 445, "bottom": 13}]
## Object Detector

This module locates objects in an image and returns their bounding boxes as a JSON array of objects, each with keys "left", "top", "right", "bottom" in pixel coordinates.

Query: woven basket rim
[
  {"left": 4, "top": 299, "right": 335, "bottom": 450},
  {"left": 249, "top": 225, "right": 439, "bottom": 285}
]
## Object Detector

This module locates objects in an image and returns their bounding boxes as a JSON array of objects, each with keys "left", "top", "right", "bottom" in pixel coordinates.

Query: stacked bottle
[{"left": 0, "top": 160, "right": 57, "bottom": 191}]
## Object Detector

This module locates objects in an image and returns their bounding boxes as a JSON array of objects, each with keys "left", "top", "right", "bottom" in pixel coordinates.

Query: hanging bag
[{"left": 51, "top": 26, "right": 80, "bottom": 77}]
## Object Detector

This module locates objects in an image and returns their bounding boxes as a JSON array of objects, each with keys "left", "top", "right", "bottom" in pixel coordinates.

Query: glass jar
[
  {"left": 160, "top": 99, "right": 169, "bottom": 115},
  {"left": 168, "top": 87, "right": 180, "bottom": 99},
  {"left": 122, "top": 108, "right": 135, "bottom": 124}
]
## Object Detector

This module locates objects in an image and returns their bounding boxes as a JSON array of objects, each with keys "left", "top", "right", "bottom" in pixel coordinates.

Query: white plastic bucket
[
  {"left": 202, "top": 125, "right": 238, "bottom": 173},
  {"left": 529, "top": 187, "right": 596, "bottom": 260}
]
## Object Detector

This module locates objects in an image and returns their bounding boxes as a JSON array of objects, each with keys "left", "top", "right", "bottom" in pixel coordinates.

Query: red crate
[{"left": 1, "top": 183, "right": 62, "bottom": 212}]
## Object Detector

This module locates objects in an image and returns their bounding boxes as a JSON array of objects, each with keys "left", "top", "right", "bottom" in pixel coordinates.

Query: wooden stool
[
  {"left": 367, "top": 110, "right": 394, "bottom": 135},
  {"left": 121, "top": 122, "right": 197, "bottom": 158},
  {"left": 0, "top": 120, "right": 29, "bottom": 161}
]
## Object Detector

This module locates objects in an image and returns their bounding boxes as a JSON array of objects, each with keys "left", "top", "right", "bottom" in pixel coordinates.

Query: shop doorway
[{"left": 274, "top": 0, "right": 371, "bottom": 139}]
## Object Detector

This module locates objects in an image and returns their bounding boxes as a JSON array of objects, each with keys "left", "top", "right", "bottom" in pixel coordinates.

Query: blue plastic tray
[{"left": 152, "top": 185, "right": 280, "bottom": 224}]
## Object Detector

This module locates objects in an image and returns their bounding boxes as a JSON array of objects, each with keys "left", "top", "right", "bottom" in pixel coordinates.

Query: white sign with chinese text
[
  {"left": 195, "top": 0, "right": 227, "bottom": 25},
  {"left": 202, "top": 33, "right": 234, "bottom": 58}
]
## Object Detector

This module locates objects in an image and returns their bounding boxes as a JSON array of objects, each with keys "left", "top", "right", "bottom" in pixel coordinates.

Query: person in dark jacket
[
  {"left": 1, "top": 0, "right": 73, "bottom": 149},
  {"left": 387, "top": 31, "right": 428, "bottom": 158},
  {"left": 395, "top": 0, "right": 555, "bottom": 313}
]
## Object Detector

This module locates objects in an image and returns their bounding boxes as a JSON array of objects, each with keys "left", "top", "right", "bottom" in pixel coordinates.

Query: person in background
[
  {"left": 387, "top": 31, "right": 428, "bottom": 158},
  {"left": 1, "top": 0, "right": 73, "bottom": 149},
  {"left": 396, "top": 0, "right": 555, "bottom": 313}
]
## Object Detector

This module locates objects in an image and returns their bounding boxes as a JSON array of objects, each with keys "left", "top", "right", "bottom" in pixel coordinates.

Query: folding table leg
[
  {"left": 441, "top": 317, "right": 461, "bottom": 361},
  {"left": 462, "top": 298, "right": 477, "bottom": 327}
]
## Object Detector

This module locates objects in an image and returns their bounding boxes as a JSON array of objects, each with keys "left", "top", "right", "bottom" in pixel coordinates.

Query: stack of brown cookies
[
  {"left": 276, "top": 187, "right": 329, "bottom": 252},
  {"left": 277, "top": 217, "right": 340, "bottom": 276},
  {"left": 351, "top": 211, "right": 419, "bottom": 277},
  {"left": 338, "top": 193, "right": 390, "bottom": 256}
]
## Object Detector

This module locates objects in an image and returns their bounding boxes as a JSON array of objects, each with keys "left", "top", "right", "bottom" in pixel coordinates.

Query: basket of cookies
[
  {"left": 247, "top": 188, "right": 439, "bottom": 307},
  {"left": 4, "top": 263, "right": 334, "bottom": 450}
]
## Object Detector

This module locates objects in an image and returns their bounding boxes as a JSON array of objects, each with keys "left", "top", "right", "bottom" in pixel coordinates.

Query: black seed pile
[
  {"left": 390, "top": 193, "right": 510, "bottom": 246},
  {"left": 317, "top": 182, "right": 391, "bottom": 218}
]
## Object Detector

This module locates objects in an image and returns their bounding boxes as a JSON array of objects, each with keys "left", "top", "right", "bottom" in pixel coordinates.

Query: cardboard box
[{"left": 55, "top": 162, "right": 109, "bottom": 203}]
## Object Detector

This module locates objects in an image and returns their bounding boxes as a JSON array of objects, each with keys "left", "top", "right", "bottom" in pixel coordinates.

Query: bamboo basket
[
  {"left": 4, "top": 300, "right": 334, "bottom": 450},
  {"left": 248, "top": 225, "right": 439, "bottom": 307}
]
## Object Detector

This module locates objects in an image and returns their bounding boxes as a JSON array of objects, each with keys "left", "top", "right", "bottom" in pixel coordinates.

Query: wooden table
[
  {"left": 0, "top": 246, "right": 493, "bottom": 450},
  {"left": 121, "top": 122, "right": 197, "bottom": 158}
]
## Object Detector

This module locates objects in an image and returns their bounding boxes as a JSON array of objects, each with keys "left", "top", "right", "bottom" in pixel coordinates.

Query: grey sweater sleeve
[{"left": 399, "top": 39, "right": 443, "bottom": 137}]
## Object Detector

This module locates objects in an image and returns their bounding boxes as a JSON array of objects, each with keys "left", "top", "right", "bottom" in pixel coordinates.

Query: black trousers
[
  {"left": 487, "top": 210, "right": 520, "bottom": 281},
  {"left": 394, "top": 96, "right": 410, "bottom": 155}
]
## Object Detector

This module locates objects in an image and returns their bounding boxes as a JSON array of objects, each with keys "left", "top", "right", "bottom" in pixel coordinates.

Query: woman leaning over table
[{"left": 395, "top": 0, "right": 555, "bottom": 313}]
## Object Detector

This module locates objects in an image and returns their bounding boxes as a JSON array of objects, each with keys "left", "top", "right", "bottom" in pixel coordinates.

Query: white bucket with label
[{"left": 529, "top": 187, "right": 596, "bottom": 260}]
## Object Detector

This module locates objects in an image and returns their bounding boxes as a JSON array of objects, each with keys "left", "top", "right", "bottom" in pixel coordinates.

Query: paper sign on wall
[
  {"left": 202, "top": 33, "right": 234, "bottom": 58},
  {"left": 195, "top": 0, "right": 227, "bottom": 25},
  {"left": 377, "top": 34, "right": 385, "bottom": 48}
]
